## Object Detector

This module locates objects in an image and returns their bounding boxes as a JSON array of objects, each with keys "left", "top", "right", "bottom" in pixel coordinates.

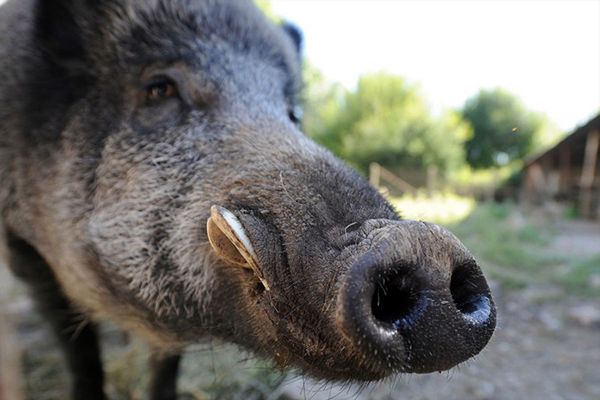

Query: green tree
[
  {"left": 304, "top": 72, "right": 470, "bottom": 177},
  {"left": 302, "top": 63, "right": 346, "bottom": 153},
  {"left": 461, "top": 88, "right": 545, "bottom": 168}
]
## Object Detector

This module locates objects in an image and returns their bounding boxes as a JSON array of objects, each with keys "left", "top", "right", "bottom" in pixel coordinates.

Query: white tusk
[
  {"left": 218, "top": 207, "right": 257, "bottom": 262},
  {"left": 207, "top": 205, "right": 270, "bottom": 291}
]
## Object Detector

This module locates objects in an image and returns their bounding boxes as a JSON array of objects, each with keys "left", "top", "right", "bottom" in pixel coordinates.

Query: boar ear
[
  {"left": 33, "top": 0, "right": 92, "bottom": 69},
  {"left": 282, "top": 21, "right": 303, "bottom": 54},
  {"left": 207, "top": 206, "right": 270, "bottom": 291}
]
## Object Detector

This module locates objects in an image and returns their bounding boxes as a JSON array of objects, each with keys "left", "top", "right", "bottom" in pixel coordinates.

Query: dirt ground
[{"left": 1, "top": 218, "right": 599, "bottom": 400}]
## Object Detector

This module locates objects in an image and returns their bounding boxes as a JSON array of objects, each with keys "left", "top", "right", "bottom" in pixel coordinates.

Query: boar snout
[{"left": 338, "top": 220, "right": 496, "bottom": 375}]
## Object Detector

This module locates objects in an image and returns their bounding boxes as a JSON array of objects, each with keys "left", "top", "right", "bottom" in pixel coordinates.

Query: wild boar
[{"left": 0, "top": 0, "right": 496, "bottom": 399}]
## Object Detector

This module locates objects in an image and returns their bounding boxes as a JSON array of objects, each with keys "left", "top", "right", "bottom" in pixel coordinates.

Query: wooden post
[
  {"left": 528, "top": 163, "right": 546, "bottom": 203},
  {"left": 377, "top": 165, "right": 418, "bottom": 195},
  {"left": 580, "top": 130, "right": 599, "bottom": 218},
  {"left": 369, "top": 162, "right": 381, "bottom": 189},
  {"left": 559, "top": 145, "right": 571, "bottom": 192}
]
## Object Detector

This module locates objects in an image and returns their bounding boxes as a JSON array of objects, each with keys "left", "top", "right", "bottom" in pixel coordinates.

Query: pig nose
[
  {"left": 338, "top": 230, "right": 495, "bottom": 374},
  {"left": 368, "top": 261, "right": 492, "bottom": 330}
]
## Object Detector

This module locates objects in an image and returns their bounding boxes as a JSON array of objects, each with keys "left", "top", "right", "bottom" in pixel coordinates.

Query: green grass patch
[
  {"left": 562, "top": 255, "right": 600, "bottom": 297},
  {"left": 390, "top": 192, "right": 476, "bottom": 225},
  {"left": 445, "top": 202, "right": 598, "bottom": 298}
]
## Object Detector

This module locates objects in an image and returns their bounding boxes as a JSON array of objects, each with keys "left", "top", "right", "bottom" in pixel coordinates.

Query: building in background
[{"left": 521, "top": 114, "right": 600, "bottom": 219}]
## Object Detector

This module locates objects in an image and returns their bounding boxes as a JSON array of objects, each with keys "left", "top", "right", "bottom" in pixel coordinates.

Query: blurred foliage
[
  {"left": 563, "top": 204, "right": 581, "bottom": 219},
  {"left": 301, "top": 63, "right": 346, "bottom": 151},
  {"left": 450, "top": 161, "right": 521, "bottom": 194},
  {"left": 303, "top": 70, "right": 471, "bottom": 177},
  {"left": 461, "top": 88, "right": 550, "bottom": 169},
  {"left": 301, "top": 69, "right": 558, "bottom": 189},
  {"left": 254, "top": 0, "right": 280, "bottom": 23}
]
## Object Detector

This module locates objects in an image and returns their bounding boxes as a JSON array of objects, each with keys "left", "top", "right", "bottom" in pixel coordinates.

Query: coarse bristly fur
[{"left": 0, "top": 0, "right": 496, "bottom": 399}]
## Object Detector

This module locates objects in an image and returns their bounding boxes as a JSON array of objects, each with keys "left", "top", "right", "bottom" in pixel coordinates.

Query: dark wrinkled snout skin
[
  {"left": 0, "top": 0, "right": 496, "bottom": 394},
  {"left": 232, "top": 209, "right": 495, "bottom": 380},
  {"left": 338, "top": 220, "right": 495, "bottom": 377}
]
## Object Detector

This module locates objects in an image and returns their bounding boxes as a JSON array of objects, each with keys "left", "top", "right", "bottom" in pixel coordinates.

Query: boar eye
[{"left": 144, "top": 77, "right": 178, "bottom": 104}]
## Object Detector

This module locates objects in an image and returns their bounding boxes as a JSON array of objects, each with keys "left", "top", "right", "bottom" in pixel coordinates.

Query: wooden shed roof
[{"left": 524, "top": 114, "right": 600, "bottom": 168}]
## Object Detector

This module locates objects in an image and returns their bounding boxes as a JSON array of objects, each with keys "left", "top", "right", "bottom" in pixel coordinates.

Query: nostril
[
  {"left": 450, "top": 263, "right": 492, "bottom": 325},
  {"left": 371, "top": 271, "right": 424, "bottom": 329}
]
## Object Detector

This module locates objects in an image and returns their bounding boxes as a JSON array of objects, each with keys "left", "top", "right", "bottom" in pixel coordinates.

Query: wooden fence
[{"left": 369, "top": 163, "right": 417, "bottom": 196}]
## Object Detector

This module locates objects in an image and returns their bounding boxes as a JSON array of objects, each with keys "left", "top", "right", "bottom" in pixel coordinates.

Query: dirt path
[{"left": 552, "top": 220, "right": 600, "bottom": 258}]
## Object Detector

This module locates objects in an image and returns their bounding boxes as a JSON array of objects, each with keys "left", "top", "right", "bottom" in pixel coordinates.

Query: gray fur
[{"left": 0, "top": 0, "right": 495, "bottom": 395}]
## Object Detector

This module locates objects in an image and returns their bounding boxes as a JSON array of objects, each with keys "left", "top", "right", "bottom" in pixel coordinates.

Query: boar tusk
[
  {"left": 206, "top": 215, "right": 248, "bottom": 269},
  {"left": 207, "top": 205, "right": 270, "bottom": 291}
]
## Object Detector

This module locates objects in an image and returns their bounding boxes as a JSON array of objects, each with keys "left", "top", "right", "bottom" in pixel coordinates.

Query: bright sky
[{"left": 271, "top": 0, "right": 600, "bottom": 133}]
